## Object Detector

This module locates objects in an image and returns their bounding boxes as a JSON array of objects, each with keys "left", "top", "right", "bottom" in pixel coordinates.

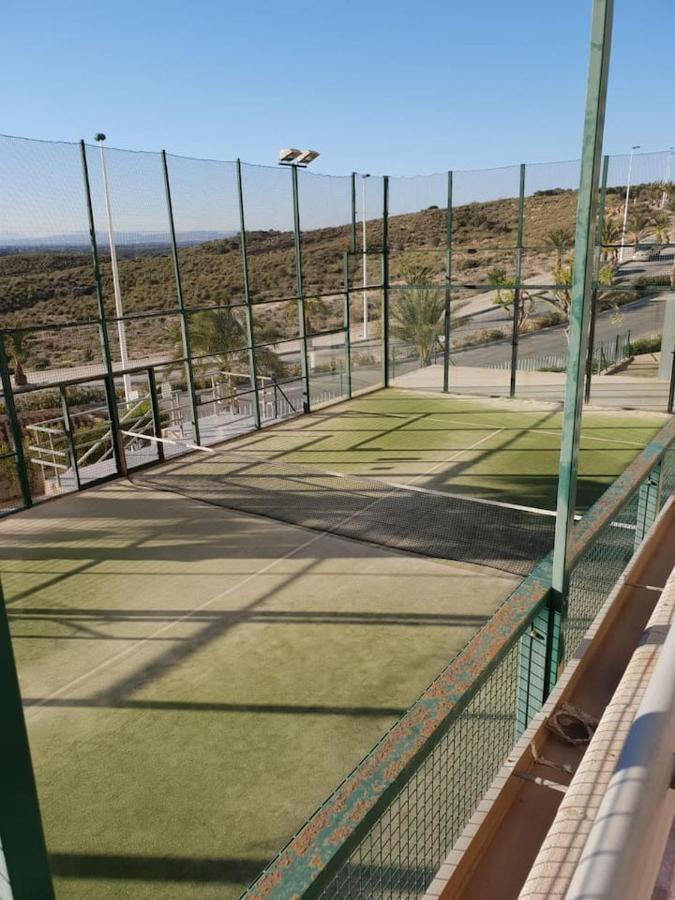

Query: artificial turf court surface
[{"left": 1, "top": 388, "right": 666, "bottom": 899}]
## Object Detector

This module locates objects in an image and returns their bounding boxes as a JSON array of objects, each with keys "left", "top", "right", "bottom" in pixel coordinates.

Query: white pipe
[
  {"left": 618, "top": 146, "right": 638, "bottom": 263},
  {"left": 362, "top": 175, "right": 369, "bottom": 340},
  {"left": 566, "top": 615, "right": 675, "bottom": 900},
  {"left": 98, "top": 140, "right": 132, "bottom": 402},
  {"left": 660, "top": 147, "right": 673, "bottom": 209}
]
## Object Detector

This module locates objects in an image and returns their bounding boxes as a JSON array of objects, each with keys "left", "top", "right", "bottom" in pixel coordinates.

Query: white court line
[
  {"left": 120, "top": 430, "right": 214, "bottom": 454},
  {"left": 375, "top": 409, "right": 646, "bottom": 449},
  {"left": 26, "top": 427, "right": 504, "bottom": 720}
]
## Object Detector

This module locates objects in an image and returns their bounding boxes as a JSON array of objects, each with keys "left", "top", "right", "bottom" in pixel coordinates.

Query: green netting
[
  {"left": 164, "top": 154, "right": 245, "bottom": 309},
  {"left": 84, "top": 144, "right": 176, "bottom": 319},
  {"left": 317, "top": 638, "right": 521, "bottom": 900},
  {"left": 297, "top": 170, "right": 352, "bottom": 297},
  {"left": 0, "top": 135, "right": 98, "bottom": 332},
  {"left": 239, "top": 162, "right": 296, "bottom": 302}
]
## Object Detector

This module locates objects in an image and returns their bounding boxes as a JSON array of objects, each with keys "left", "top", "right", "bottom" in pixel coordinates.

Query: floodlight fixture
[
  {"left": 94, "top": 133, "right": 107, "bottom": 142},
  {"left": 278, "top": 148, "right": 302, "bottom": 165},
  {"left": 278, "top": 148, "right": 320, "bottom": 167},
  {"left": 295, "top": 149, "right": 320, "bottom": 166}
]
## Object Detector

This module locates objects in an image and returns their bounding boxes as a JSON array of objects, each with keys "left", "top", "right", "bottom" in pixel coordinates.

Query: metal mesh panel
[
  {"left": 563, "top": 491, "right": 640, "bottom": 668},
  {"left": 312, "top": 639, "right": 521, "bottom": 900},
  {"left": 84, "top": 144, "right": 175, "bottom": 321},
  {"left": 3, "top": 323, "right": 104, "bottom": 385},
  {"left": 239, "top": 163, "right": 295, "bottom": 302},
  {"left": 298, "top": 170, "right": 352, "bottom": 297},
  {"left": 163, "top": 154, "right": 244, "bottom": 308},
  {"left": 308, "top": 334, "right": 349, "bottom": 407},
  {"left": 523, "top": 159, "right": 579, "bottom": 250},
  {"left": 355, "top": 175, "right": 385, "bottom": 253},
  {"left": 0, "top": 135, "right": 97, "bottom": 331},
  {"left": 388, "top": 173, "right": 448, "bottom": 262}
]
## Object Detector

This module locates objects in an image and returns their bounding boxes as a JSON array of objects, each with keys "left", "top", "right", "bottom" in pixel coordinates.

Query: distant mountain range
[{"left": 0, "top": 230, "right": 237, "bottom": 252}]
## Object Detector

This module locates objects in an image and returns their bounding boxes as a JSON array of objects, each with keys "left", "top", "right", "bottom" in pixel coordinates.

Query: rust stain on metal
[{"left": 245, "top": 423, "right": 675, "bottom": 900}]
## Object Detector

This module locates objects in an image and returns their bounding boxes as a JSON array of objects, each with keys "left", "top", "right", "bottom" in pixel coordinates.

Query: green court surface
[
  {"left": 0, "top": 388, "right": 665, "bottom": 899},
  {"left": 232, "top": 388, "right": 666, "bottom": 512}
]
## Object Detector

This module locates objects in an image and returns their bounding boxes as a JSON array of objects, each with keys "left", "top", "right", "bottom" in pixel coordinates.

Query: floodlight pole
[
  {"left": 548, "top": 0, "right": 614, "bottom": 694},
  {"left": 618, "top": 144, "right": 639, "bottom": 263},
  {"left": 362, "top": 174, "right": 370, "bottom": 340},
  {"left": 443, "top": 171, "right": 453, "bottom": 393},
  {"left": 95, "top": 135, "right": 132, "bottom": 402},
  {"left": 660, "top": 147, "right": 674, "bottom": 208}
]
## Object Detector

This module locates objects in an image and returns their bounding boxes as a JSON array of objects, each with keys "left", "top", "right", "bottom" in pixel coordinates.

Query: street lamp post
[
  {"left": 660, "top": 146, "right": 674, "bottom": 209},
  {"left": 361, "top": 174, "right": 370, "bottom": 340},
  {"left": 618, "top": 144, "right": 640, "bottom": 264},
  {"left": 95, "top": 134, "right": 132, "bottom": 403}
]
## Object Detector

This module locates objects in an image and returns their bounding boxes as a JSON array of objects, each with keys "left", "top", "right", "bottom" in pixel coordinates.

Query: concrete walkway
[{"left": 391, "top": 364, "right": 671, "bottom": 412}]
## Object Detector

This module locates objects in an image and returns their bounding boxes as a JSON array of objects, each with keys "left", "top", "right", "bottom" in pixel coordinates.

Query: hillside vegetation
[{"left": 0, "top": 182, "right": 661, "bottom": 371}]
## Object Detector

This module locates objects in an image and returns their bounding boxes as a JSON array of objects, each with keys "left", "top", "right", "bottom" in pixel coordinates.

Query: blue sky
[{"left": 1, "top": 0, "right": 674, "bottom": 176}]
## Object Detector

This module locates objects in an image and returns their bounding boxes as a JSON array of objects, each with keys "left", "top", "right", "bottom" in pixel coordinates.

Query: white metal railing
[{"left": 566, "top": 592, "right": 675, "bottom": 900}]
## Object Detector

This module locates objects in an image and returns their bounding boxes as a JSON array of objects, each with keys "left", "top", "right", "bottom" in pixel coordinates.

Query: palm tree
[
  {"left": 167, "top": 306, "right": 284, "bottom": 410},
  {"left": 389, "top": 266, "right": 445, "bottom": 367},
  {"left": 544, "top": 227, "right": 575, "bottom": 268},
  {"left": 627, "top": 209, "right": 652, "bottom": 247},
  {"left": 6, "top": 330, "right": 28, "bottom": 386},
  {"left": 601, "top": 217, "right": 621, "bottom": 263},
  {"left": 652, "top": 213, "right": 670, "bottom": 244},
  {"left": 488, "top": 268, "right": 533, "bottom": 332}
]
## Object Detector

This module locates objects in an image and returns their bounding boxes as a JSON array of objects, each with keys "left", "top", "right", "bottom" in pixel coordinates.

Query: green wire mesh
[{"left": 314, "top": 639, "right": 521, "bottom": 900}]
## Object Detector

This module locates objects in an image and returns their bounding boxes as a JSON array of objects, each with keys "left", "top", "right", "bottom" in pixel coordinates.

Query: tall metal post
[
  {"left": 161, "top": 150, "right": 201, "bottom": 445},
  {"left": 291, "top": 164, "right": 311, "bottom": 413},
  {"left": 343, "top": 252, "right": 353, "bottom": 399},
  {"left": 443, "top": 171, "right": 453, "bottom": 393},
  {"left": 0, "top": 579, "right": 54, "bottom": 899},
  {"left": 79, "top": 140, "right": 127, "bottom": 477},
  {"left": 236, "top": 159, "right": 262, "bottom": 429},
  {"left": 147, "top": 367, "right": 165, "bottom": 463},
  {"left": 350, "top": 172, "right": 357, "bottom": 254},
  {"left": 0, "top": 335, "right": 31, "bottom": 507},
  {"left": 585, "top": 154, "right": 610, "bottom": 404},
  {"left": 382, "top": 176, "right": 390, "bottom": 386},
  {"left": 96, "top": 137, "right": 132, "bottom": 403},
  {"left": 509, "top": 164, "right": 526, "bottom": 398},
  {"left": 548, "top": 0, "right": 614, "bottom": 693}
]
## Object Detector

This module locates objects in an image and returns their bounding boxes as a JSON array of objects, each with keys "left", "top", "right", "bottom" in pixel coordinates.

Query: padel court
[{"left": 0, "top": 388, "right": 666, "bottom": 899}]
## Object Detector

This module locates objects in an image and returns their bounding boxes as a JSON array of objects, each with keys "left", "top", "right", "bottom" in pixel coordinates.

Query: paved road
[{"left": 451, "top": 293, "right": 671, "bottom": 368}]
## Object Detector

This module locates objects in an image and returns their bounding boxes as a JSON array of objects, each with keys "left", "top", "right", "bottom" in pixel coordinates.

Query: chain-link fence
[{"left": 1, "top": 133, "right": 673, "bottom": 512}]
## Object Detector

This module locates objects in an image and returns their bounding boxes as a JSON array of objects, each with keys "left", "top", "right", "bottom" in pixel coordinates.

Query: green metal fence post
[
  {"left": 0, "top": 579, "right": 54, "bottom": 899},
  {"left": 161, "top": 150, "right": 201, "bottom": 445},
  {"left": 59, "top": 385, "right": 81, "bottom": 491},
  {"left": 635, "top": 461, "right": 662, "bottom": 548},
  {"left": 236, "top": 159, "right": 262, "bottom": 429},
  {"left": 343, "top": 252, "right": 353, "bottom": 399},
  {"left": 147, "top": 367, "right": 165, "bottom": 463},
  {"left": 350, "top": 172, "right": 357, "bottom": 254},
  {"left": 291, "top": 164, "right": 311, "bottom": 413},
  {"left": 509, "top": 164, "right": 526, "bottom": 398},
  {"left": 79, "top": 139, "right": 127, "bottom": 478},
  {"left": 443, "top": 171, "right": 453, "bottom": 393},
  {"left": 549, "top": 0, "right": 614, "bottom": 695},
  {"left": 584, "top": 154, "right": 610, "bottom": 404},
  {"left": 0, "top": 335, "right": 31, "bottom": 508},
  {"left": 382, "top": 176, "right": 390, "bottom": 387}
]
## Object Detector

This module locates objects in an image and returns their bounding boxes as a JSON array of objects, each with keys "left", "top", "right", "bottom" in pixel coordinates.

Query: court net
[{"left": 130, "top": 448, "right": 555, "bottom": 576}]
